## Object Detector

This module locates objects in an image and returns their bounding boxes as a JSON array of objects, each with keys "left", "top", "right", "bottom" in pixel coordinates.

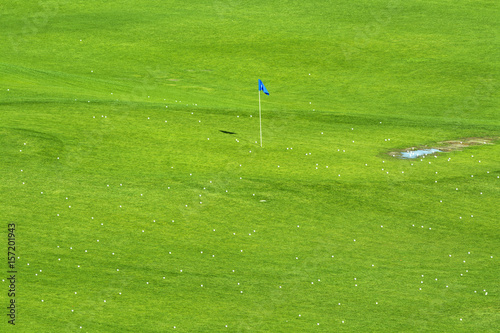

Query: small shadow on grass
[{"left": 219, "top": 130, "right": 237, "bottom": 135}]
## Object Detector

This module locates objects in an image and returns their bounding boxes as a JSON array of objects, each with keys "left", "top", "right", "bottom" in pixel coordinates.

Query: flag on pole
[
  {"left": 258, "top": 79, "right": 269, "bottom": 148},
  {"left": 258, "top": 79, "right": 269, "bottom": 95}
]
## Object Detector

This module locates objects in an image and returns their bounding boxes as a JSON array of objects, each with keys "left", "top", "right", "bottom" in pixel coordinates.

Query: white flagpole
[{"left": 259, "top": 89, "right": 262, "bottom": 148}]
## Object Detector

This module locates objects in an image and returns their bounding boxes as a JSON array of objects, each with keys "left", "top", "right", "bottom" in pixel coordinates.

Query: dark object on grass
[{"left": 219, "top": 130, "right": 237, "bottom": 134}]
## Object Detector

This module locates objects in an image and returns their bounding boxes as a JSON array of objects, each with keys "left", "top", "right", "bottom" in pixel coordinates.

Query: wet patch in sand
[{"left": 389, "top": 137, "right": 497, "bottom": 159}]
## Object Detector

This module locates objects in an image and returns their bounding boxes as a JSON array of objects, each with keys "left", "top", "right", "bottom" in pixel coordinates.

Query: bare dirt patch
[{"left": 436, "top": 137, "right": 497, "bottom": 151}]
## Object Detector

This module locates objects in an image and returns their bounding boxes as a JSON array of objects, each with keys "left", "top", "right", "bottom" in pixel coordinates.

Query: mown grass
[{"left": 1, "top": 0, "right": 499, "bottom": 332}]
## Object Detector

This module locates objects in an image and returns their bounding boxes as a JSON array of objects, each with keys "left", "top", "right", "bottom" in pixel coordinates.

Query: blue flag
[{"left": 258, "top": 79, "right": 269, "bottom": 95}]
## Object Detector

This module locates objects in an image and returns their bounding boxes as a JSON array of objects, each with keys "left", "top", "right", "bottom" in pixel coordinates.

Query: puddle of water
[{"left": 400, "top": 149, "right": 441, "bottom": 159}]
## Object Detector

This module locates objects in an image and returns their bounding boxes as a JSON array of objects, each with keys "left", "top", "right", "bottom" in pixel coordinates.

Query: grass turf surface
[{"left": 1, "top": 0, "right": 499, "bottom": 331}]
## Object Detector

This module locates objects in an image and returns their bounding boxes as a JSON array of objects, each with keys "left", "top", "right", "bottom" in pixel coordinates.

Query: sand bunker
[{"left": 389, "top": 137, "right": 497, "bottom": 159}]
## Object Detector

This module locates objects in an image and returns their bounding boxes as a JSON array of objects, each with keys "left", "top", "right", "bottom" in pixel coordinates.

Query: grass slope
[{"left": 1, "top": 0, "right": 499, "bottom": 332}]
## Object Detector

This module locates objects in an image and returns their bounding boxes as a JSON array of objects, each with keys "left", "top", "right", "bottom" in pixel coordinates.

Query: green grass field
[{"left": 1, "top": 0, "right": 499, "bottom": 331}]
